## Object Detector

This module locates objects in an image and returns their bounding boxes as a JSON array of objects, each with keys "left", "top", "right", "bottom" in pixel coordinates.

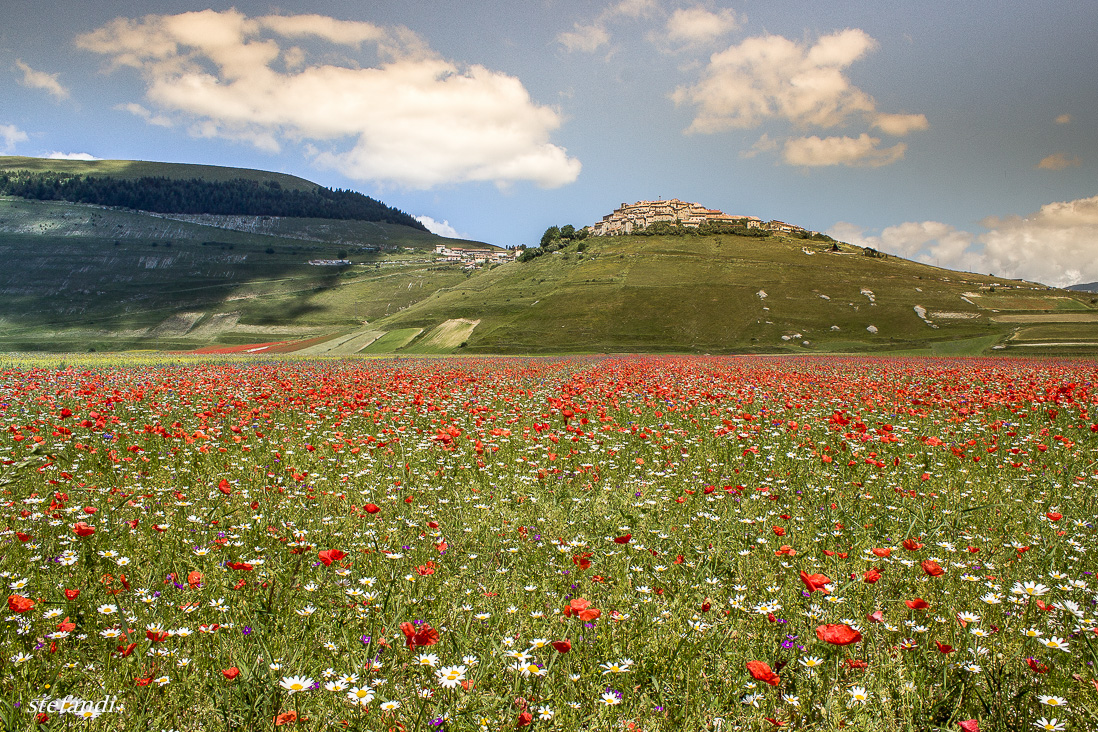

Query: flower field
[{"left": 2, "top": 355, "right": 1097, "bottom": 732}]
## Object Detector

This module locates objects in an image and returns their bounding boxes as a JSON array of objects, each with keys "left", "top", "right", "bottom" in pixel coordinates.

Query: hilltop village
[{"left": 587, "top": 199, "right": 808, "bottom": 237}]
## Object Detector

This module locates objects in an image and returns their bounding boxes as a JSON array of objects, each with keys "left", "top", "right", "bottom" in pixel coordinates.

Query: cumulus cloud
[
  {"left": 415, "top": 215, "right": 463, "bottom": 238},
  {"left": 872, "top": 112, "right": 929, "bottom": 136},
  {"left": 783, "top": 134, "right": 906, "bottom": 167},
  {"left": 673, "top": 28, "right": 926, "bottom": 167},
  {"left": 674, "top": 29, "right": 880, "bottom": 131},
  {"left": 0, "top": 123, "right": 29, "bottom": 153},
  {"left": 829, "top": 195, "right": 1098, "bottom": 287},
  {"left": 1037, "top": 152, "right": 1081, "bottom": 171},
  {"left": 45, "top": 152, "right": 102, "bottom": 160},
  {"left": 663, "top": 6, "right": 741, "bottom": 48},
  {"left": 77, "top": 10, "right": 580, "bottom": 189},
  {"left": 557, "top": 0, "right": 656, "bottom": 53},
  {"left": 14, "top": 60, "right": 70, "bottom": 100}
]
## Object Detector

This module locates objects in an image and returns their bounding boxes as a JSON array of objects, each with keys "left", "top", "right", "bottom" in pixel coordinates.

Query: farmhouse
[{"left": 433, "top": 243, "right": 515, "bottom": 267}]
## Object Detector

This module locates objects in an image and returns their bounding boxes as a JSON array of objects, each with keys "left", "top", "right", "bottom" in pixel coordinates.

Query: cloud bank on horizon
[
  {"left": 830, "top": 195, "right": 1098, "bottom": 288},
  {"left": 76, "top": 10, "right": 581, "bottom": 190}
]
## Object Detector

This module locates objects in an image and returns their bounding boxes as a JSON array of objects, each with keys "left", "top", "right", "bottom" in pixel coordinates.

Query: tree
[
  {"left": 560, "top": 224, "right": 575, "bottom": 239},
  {"left": 540, "top": 226, "right": 560, "bottom": 248}
]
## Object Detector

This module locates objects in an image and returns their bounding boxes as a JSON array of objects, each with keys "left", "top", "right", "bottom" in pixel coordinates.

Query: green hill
[
  {"left": 0, "top": 158, "right": 499, "bottom": 352},
  {"left": 0, "top": 156, "right": 317, "bottom": 190},
  {"left": 364, "top": 232, "right": 1098, "bottom": 356}
]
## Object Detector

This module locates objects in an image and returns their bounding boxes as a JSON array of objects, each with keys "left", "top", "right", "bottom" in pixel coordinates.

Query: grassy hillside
[
  {"left": 365, "top": 233, "right": 1098, "bottom": 355},
  {"left": 0, "top": 156, "right": 318, "bottom": 191},
  {"left": 0, "top": 196, "right": 480, "bottom": 352}
]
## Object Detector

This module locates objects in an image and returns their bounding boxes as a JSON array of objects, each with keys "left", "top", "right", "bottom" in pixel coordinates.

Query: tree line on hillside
[
  {"left": 517, "top": 221, "right": 838, "bottom": 262},
  {"left": 0, "top": 171, "right": 427, "bottom": 230},
  {"left": 517, "top": 224, "right": 589, "bottom": 262}
]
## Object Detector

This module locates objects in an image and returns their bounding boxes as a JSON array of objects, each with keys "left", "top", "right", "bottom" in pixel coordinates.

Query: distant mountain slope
[
  {"left": 0, "top": 156, "right": 317, "bottom": 190},
  {"left": 0, "top": 157, "right": 425, "bottom": 230},
  {"left": 1067, "top": 281, "right": 1098, "bottom": 293}
]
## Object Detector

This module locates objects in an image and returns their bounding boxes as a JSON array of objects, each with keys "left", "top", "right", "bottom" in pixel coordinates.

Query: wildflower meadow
[{"left": 1, "top": 355, "right": 1097, "bottom": 732}]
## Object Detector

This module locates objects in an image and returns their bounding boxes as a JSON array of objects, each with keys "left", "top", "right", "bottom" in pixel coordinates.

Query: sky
[{"left": 2, "top": 0, "right": 1096, "bottom": 286}]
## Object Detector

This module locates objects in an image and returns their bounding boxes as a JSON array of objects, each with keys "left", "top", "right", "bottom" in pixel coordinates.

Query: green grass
[
  {"left": 371, "top": 234, "right": 1090, "bottom": 355},
  {"left": 360, "top": 327, "right": 425, "bottom": 353}
]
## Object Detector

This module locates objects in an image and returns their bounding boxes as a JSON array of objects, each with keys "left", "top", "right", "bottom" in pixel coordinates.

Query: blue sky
[{"left": 2, "top": 0, "right": 1096, "bottom": 285}]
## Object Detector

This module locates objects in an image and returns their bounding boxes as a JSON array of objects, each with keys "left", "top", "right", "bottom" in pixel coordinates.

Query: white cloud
[
  {"left": 829, "top": 195, "right": 1098, "bottom": 287},
  {"left": 116, "top": 102, "right": 174, "bottom": 128},
  {"left": 1055, "top": 113, "right": 1072, "bottom": 125},
  {"left": 872, "top": 112, "right": 929, "bottom": 136},
  {"left": 783, "top": 134, "right": 906, "bottom": 167},
  {"left": 14, "top": 60, "right": 70, "bottom": 100},
  {"left": 0, "top": 123, "right": 29, "bottom": 153},
  {"left": 1036, "top": 153, "right": 1081, "bottom": 171},
  {"left": 557, "top": 23, "right": 611, "bottom": 53},
  {"left": 557, "top": 0, "right": 656, "bottom": 53},
  {"left": 673, "top": 30, "right": 881, "bottom": 132},
  {"left": 740, "top": 132, "right": 778, "bottom": 158},
  {"left": 78, "top": 10, "right": 580, "bottom": 189},
  {"left": 415, "top": 215, "right": 463, "bottom": 238},
  {"left": 673, "top": 29, "right": 926, "bottom": 166},
  {"left": 45, "top": 152, "right": 102, "bottom": 160},
  {"left": 662, "top": 6, "right": 740, "bottom": 48}
]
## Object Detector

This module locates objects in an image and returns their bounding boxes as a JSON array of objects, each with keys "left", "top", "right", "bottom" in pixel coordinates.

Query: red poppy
[
  {"left": 222, "top": 667, "right": 241, "bottom": 680},
  {"left": 935, "top": 641, "right": 955, "bottom": 654},
  {"left": 871, "top": 547, "right": 891, "bottom": 558},
  {"left": 135, "top": 677, "right": 153, "bottom": 687},
  {"left": 563, "top": 598, "right": 601, "bottom": 622},
  {"left": 958, "top": 721, "right": 978, "bottom": 732},
  {"left": 866, "top": 610, "right": 884, "bottom": 624},
  {"left": 572, "top": 552, "right": 593, "bottom": 570},
  {"left": 863, "top": 568, "right": 882, "bottom": 583},
  {"left": 218, "top": 479, "right": 232, "bottom": 495},
  {"left": 318, "top": 549, "right": 346, "bottom": 566},
  {"left": 274, "top": 710, "right": 298, "bottom": 726},
  {"left": 64, "top": 588, "right": 80, "bottom": 601},
  {"left": 73, "top": 522, "right": 95, "bottom": 537},
  {"left": 1046, "top": 512, "right": 1062, "bottom": 522},
  {"left": 364, "top": 503, "right": 380, "bottom": 514},
  {"left": 146, "top": 629, "right": 169, "bottom": 643},
  {"left": 902, "top": 538, "right": 923, "bottom": 551},
  {"left": 614, "top": 534, "right": 632, "bottom": 544},
  {"left": 772, "top": 526, "right": 786, "bottom": 537},
  {"left": 116, "top": 643, "right": 137, "bottom": 657},
  {"left": 7, "top": 594, "right": 33, "bottom": 613},
  {"left": 399, "top": 621, "right": 439, "bottom": 649},
  {"left": 187, "top": 571, "right": 202, "bottom": 589},
  {"left": 799, "top": 571, "right": 831, "bottom": 595},
  {"left": 816, "top": 623, "right": 862, "bottom": 645},
  {"left": 905, "top": 598, "right": 929, "bottom": 610},
  {"left": 516, "top": 711, "right": 533, "bottom": 727},
  {"left": 551, "top": 639, "right": 571, "bottom": 653},
  {"left": 920, "top": 560, "right": 945, "bottom": 577},
  {"left": 746, "top": 660, "right": 781, "bottom": 686},
  {"left": 1026, "top": 657, "right": 1049, "bottom": 674}
]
